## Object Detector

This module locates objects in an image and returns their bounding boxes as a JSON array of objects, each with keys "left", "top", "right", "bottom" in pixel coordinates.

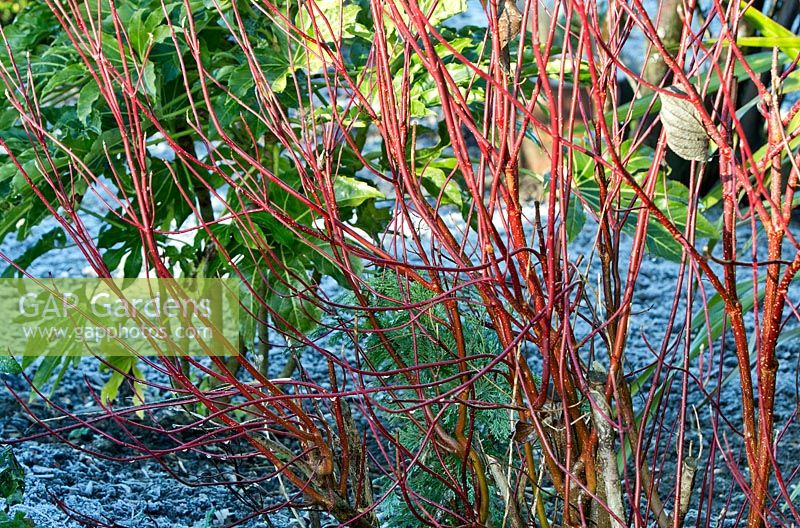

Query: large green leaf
[
  {"left": 570, "top": 141, "right": 718, "bottom": 261},
  {"left": 420, "top": 166, "right": 463, "bottom": 208},
  {"left": 334, "top": 176, "right": 384, "bottom": 207},
  {"left": 734, "top": 36, "right": 800, "bottom": 51},
  {"left": 565, "top": 194, "right": 586, "bottom": 243},
  {"left": 578, "top": 52, "right": 778, "bottom": 135},
  {"left": 739, "top": 1, "right": 800, "bottom": 59}
]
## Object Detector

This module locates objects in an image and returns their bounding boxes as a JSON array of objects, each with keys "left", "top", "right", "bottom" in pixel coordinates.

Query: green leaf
[
  {"left": 257, "top": 52, "right": 290, "bottom": 94},
  {"left": 580, "top": 52, "right": 777, "bottom": 136},
  {"left": 140, "top": 61, "right": 158, "bottom": 99},
  {"left": 267, "top": 271, "right": 322, "bottom": 336},
  {"left": 334, "top": 176, "right": 384, "bottom": 207},
  {"left": 571, "top": 141, "right": 719, "bottom": 261},
  {"left": 637, "top": 221, "right": 682, "bottom": 262},
  {"left": 739, "top": 1, "right": 800, "bottom": 59},
  {"left": 123, "top": 248, "right": 144, "bottom": 279},
  {"left": 100, "top": 356, "right": 136, "bottom": 404},
  {"left": 545, "top": 58, "right": 593, "bottom": 85},
  {"left": 128, "top": 9, "right": 173, "bottom": 60},
  {"left": 0, "top": 448, "right": 25, "bottom": 507},
  {"left": 41, "top": 64, "right": 87, "bottom": 97},
  {"left": 29, "top": 356, "right": 63, "bottom": 397},
  {"left": 0, "top": 510, "right": 36, "bottom": 528},
  {"left": 0, "top": 355, "right": 21, "bottom": 375},
  {"left": 0, "top": 109, "right": 18, "bottom": 130},
  {"left": 421, "top": 0, "right": 467, "bottom": 26},
  {"left": 734, "top": 36, "right": 800, "bottom": 50},
  {"left": 294, "top": 0, "right": 367, "bottom": 71},
  {"left": 101, "top": 371, "right": 126, "bottom": 404},
  {"left": 353, "top": 200, "right": 392, "bottom": 241},
  {"left": 420, "top": 166, "right": 462, "bottom": 207},
  {"left": 128, "top": 9, "right": 148, "bottom": 58},
  {"left": 250, "top": 212, "right": 297, "bottom": 247},
  {"left": 297, "top": 0, "right": 365, "bottom": 42},
  {"left": 565, "top": 194, "right": 586, "bottom": 243},
  {"left": 12, "top": 159, "right": 43, "bottom": 192},
  {"left": 76, "top": 83, "right": 101, "bottom": 126}
]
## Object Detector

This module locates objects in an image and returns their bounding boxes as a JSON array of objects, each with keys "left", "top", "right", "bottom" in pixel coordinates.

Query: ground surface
[{"left": 3, "top": 209, "right": 800, "bottom": 527}]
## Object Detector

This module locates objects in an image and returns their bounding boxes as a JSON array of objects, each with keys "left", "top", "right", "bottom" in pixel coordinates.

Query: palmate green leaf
[
  {"left": 248, "top": 212, "right": 297, "bottom": 247},
  {"left": 257, "top": 51, "right": 291, "bottom": 94},
  {"left": 334, "top": 176, "right": 384, "bottom": 207},
  {"left": 127, "top": 8, "right": 175, "bottom": 60},
  {"left": 570, "top": 141, "right": 718, "bottom": 261},
  {"left": 98, "top": 221, "right": 158, "bottom": 285}
]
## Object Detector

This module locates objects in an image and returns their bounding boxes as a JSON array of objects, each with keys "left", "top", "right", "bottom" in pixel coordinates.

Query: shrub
[{"left": 0, "top": 0, "right": 799, "bottom": 527}]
